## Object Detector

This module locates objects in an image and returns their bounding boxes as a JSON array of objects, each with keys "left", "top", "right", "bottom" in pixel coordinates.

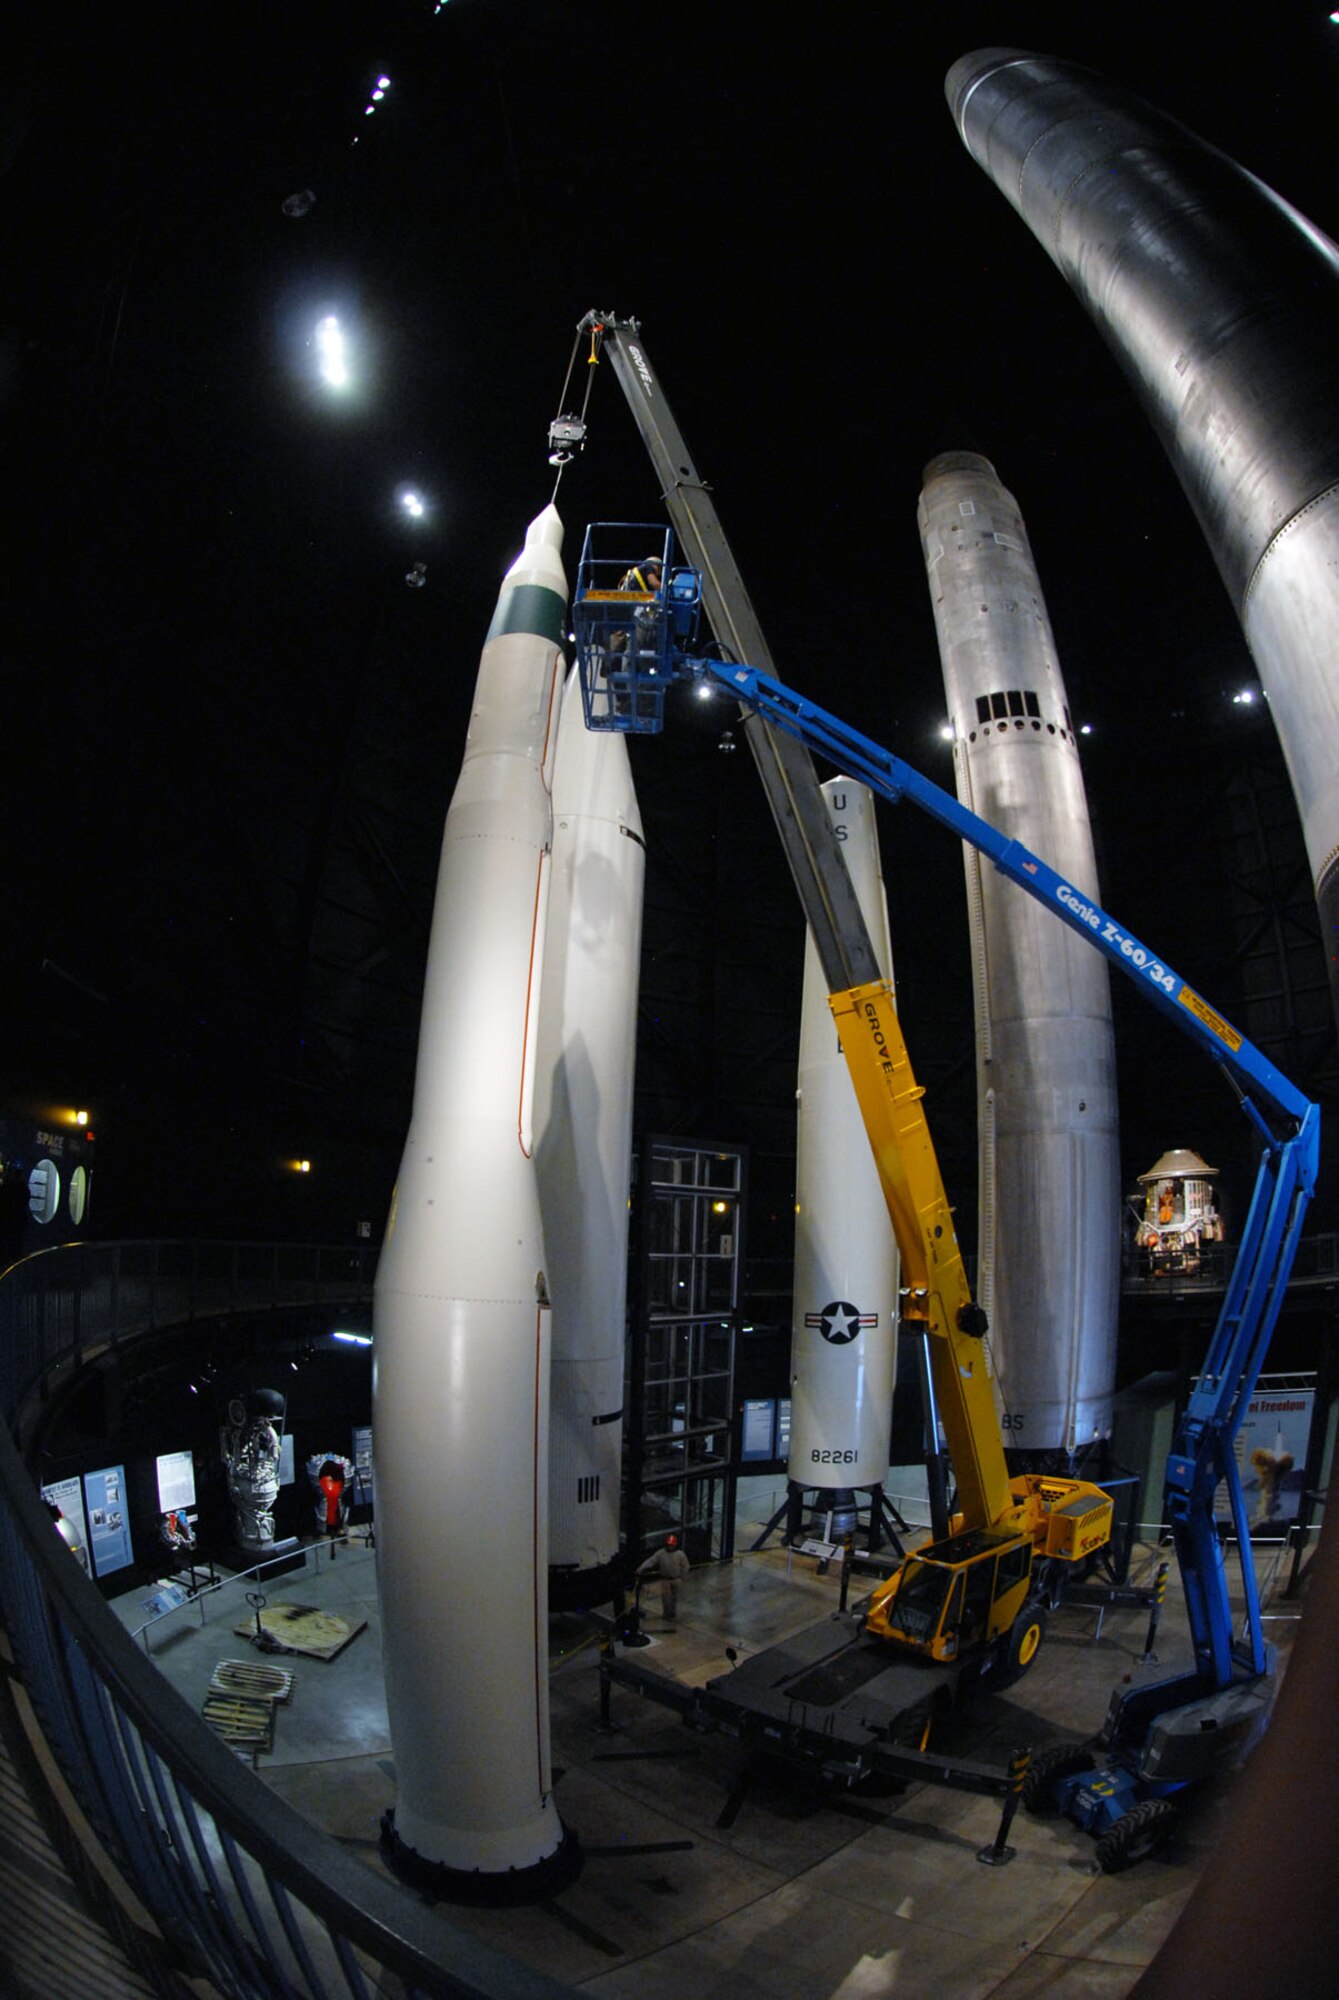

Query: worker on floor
[{"left": 637, "top": 1533, "right": 690, "bottom": 1623}]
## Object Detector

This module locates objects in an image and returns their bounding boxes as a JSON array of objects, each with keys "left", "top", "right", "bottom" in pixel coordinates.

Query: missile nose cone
[
  {"left": 505, "top": 505, "right": 564, "bottom": 579},
  {"left": 526, "top": 503, "right": 564, "bottom": 552},
  {"left": 500, "top": 503, "right": 568, "bottom": 608},
  {"left": 923, "top": 449, "right": 999, "bottom": 485},
  {"left": 946, "top": 48, "right": 1036, "bottom": 127}
]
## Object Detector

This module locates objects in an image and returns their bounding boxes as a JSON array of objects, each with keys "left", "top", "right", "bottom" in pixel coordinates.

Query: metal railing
[
  {"left": 1120, "top": 1229, "right": 1339, "bottom": 1294},
  {"left": 0, "top": 1241, "right": 569, "bottom": 2000},
  {"left": 1119, "top": 1224, "right": 1339, "bottom": 1304},
  {"left": 127, "top": 1531, "right": 375, "bottom": 1652},
  {"left": 1, "top": 1237, "right": 379, "bottom": 1428}
]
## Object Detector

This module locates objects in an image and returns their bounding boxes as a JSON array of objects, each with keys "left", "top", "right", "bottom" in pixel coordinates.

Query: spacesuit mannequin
[{"left": 223, "top": 1390, "right": 286, "bottom": 1549}]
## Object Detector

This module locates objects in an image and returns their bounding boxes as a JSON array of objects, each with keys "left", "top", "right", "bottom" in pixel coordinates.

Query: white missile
[
  {"left": 533, "top": 668, "right": 644, "bottom": 1606},
  {"left": 919, "top": 452, "right": 1119, "bottom": 1458},
  {"left": 789, "top": 779, "right": 899, "bottom": 1522},
  {"left": 373, "top": 504, "right": 579, "bottom": 1900}
]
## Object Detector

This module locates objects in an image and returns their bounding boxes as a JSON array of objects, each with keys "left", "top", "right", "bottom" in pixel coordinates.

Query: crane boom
[{"left": 581, "top": 312, "right": 881, "bottom": 994}]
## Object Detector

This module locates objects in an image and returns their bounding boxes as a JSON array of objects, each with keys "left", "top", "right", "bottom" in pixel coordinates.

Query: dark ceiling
[{"left": 5, "top": 2, "right": 1338, "bottom": 1258}]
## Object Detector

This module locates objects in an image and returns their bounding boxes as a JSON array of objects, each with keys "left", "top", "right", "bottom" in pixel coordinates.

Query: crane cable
[{"left": 548, "top": 319, "right": 604, "bottom": 504}]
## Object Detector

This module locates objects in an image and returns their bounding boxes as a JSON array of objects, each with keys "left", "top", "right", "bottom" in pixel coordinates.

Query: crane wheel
[
  {"left": 1095, "top": 1798, "right": 1180, "bottom": 1873},
  {"left": 994, "top": 1605, "right": 1047, "bottom": 1689}
]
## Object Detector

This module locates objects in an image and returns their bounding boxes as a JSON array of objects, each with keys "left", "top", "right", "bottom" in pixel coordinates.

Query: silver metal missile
[
  {"left": 373, "top": 504, "right": 578, "bottom": 1898},
  {"left": 533, "top": 667, "right": 644, "bottom": 1607},
  {"left": 948, "top": 48, "right": 1339, "bottom": 1021},
  {"left": 789, "top": 779, "right": 899, "bottom": 1504},
  {"left": 919, "top": 451, "right": 1120, "bottom": 1456}
]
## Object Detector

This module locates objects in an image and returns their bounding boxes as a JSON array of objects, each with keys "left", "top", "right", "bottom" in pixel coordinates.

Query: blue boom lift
[{"left": 560, "top": 313, "right": 1320, "bottom": 1867}]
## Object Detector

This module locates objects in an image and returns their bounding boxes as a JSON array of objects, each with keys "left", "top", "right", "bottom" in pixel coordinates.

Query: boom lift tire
[
  {"left": 1022, "top": 1743, "right": 1093, "bottom": 1816},
  {"left": 1095, "top": 1797, "right": 1180, "bottom": 1873},
  {"left": 994, "top": 1603, "right": 1047, "bottom": 1689}
]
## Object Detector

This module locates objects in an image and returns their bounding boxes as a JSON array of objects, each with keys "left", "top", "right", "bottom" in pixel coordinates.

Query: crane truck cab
[
  {"left": 867, "top": 1491, "right": 1113, "bottom": 1675},
  {"left": 868, "top": 1528, "right": 1035, "bottom": 1666}
]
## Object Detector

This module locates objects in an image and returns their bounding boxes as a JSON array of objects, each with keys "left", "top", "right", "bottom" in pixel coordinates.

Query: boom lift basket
[{"left": 574, "top": 523, "right": 701, "bottom": 734}]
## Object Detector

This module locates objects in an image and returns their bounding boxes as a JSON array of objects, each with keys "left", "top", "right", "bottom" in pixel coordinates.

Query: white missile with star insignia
[{"left": 789, "top": 779, "right": 899, "bottom": 1507}]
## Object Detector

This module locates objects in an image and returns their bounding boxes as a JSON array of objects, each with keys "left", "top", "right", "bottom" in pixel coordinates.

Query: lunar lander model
[{"left": 1136, "top": 1148, "right": 1223, "bottom": 1272}]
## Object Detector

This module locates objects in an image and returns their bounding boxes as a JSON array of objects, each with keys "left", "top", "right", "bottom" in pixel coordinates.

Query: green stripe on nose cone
[{"left": 487, "top": 583, "right": 567, "bottom": 647}]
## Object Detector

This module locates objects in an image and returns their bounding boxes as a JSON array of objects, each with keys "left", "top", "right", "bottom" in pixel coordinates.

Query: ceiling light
[{"left": 315, "top": 315, "right": 347, "bottom": 389}]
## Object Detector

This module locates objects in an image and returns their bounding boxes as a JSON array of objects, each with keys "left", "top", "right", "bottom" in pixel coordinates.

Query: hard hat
[{"left": 665, "top": 1534, "right": 678, "bottom": 1548}]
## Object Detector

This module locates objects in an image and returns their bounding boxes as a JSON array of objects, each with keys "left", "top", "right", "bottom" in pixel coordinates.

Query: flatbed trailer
[{"left": 596, "top": 1614, "right": 1033, "bottom": 1857}]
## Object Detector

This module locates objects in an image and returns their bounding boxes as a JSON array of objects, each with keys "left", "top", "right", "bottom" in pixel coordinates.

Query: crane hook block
[
  {"left": 548, "top": 414, "right": 587, "bottom": 466},
  {"left": 956, "top": 1302, "right": 989, "bottom": 1339}
]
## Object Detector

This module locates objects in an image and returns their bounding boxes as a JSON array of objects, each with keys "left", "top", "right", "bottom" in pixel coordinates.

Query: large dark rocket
[{"left": 948, "top": 48, "right": 1339, "bottom": 1020}]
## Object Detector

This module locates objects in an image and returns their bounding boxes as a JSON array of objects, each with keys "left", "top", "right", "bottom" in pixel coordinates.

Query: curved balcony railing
[
  {"left": 0, "top": 1240, "right": 568, "bottom": 2000},
  {"left": 1120, "top": 1230, "right": 1339, "bottom": 1296},
  {"left": 1, "top": 1237, "right": 379, "bottom": 1429}
]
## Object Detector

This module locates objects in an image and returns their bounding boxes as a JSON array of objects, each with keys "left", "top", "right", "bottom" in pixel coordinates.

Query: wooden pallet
[
  {"left": 200, "top": 1692, "right": 275, "bottom": 1750},
  {"left": 208, "top": 1660, "right": 294, "bottom": 1703}
]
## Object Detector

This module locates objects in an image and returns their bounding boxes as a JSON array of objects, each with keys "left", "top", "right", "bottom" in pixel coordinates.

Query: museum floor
[{"left": 107, "top": 1481, "right": 1305, "bottom": 2000}]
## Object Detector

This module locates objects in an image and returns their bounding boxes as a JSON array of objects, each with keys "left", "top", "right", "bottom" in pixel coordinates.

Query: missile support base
[{"left": 378, "top": 1809, "right": 583, "bottom": 1907}]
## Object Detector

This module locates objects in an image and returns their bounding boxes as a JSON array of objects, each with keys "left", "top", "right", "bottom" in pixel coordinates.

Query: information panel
[
  {"left": 776, "top": 1398, "right": 792, "bottom": 1458},
  {"left": 741, "top": 1399, "right": 776, "bottom": 1462},
  {"left": 155, "top": 1449, "right": 196, "bottom": 1514},
  {"left": 351, "top": 1425, "right": 374, "bottom": 1504},
  {"left": 82, "top": 1465, "right": 134, "bottom": 1578}
]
